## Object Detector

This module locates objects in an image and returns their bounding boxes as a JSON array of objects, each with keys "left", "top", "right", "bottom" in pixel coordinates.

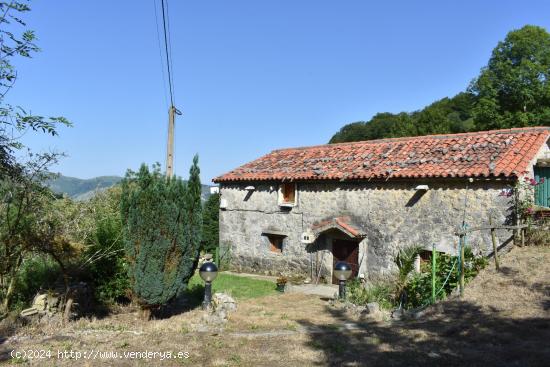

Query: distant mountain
[
  {"left": 48, "top": 175, "right": 122, "bottom": 200},
  {"left": 48, "top": 175, "right": 213, "bottom": 201}
]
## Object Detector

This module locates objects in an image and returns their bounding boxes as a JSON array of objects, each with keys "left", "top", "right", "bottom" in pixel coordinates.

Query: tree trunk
[
  {"left": 139, "top": 306, "right": 152, "bottom": 321},
  {"left": 63, "top": 297, "right": 74, "bottom": 325},
  {"left": 1, "top": 255, "right": 22, "bottom": 313}
]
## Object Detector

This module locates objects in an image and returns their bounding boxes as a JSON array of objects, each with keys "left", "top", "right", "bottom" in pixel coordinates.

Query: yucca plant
[{"left": 394, "top": 245, "right": 421, "bottom": 307}]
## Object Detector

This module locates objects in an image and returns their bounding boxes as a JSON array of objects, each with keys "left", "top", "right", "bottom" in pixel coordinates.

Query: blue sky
[{"left": 7, "top": 0, "right": 550, "bottom": 183}]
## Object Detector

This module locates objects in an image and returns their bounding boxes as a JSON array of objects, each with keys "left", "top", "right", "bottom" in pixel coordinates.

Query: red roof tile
[
  {"left": 214, "top": 127, "right": 550, "bottom": 182},
  {"left": 311, "top": 216, "right": 366, "bottom": 238}
]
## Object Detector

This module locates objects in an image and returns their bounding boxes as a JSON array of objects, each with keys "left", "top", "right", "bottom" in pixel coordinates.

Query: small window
[
  {"left": 268, "top": 235, "right": 283, "bottom": 253},
  {"left": 278, "top": 182, "right": 296, "bottom": 206}
]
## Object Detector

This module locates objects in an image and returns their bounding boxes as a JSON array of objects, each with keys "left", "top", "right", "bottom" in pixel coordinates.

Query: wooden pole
[
  {"left": 489, "top": 215, "right": 500, "bottom": 271},
  {"left": 165, "top": 105, "right": 175, "bottom": 178},
  {"left": 459, "top": 235, "right": 465, "bottom": 297},
  {"left": 431, "top": 244, "right": 436, "bottom": 304}
]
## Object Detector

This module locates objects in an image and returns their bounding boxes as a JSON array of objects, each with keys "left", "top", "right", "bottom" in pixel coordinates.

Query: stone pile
[
  {"left": 195, "top": 293, "right": 237, "bottom": 332},
  {"left": 19, "top": 282, "right": 92, "bottom": 322}
]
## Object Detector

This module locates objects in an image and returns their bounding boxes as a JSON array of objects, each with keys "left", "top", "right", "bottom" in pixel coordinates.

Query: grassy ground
[
  {"left": 1, "top": 246, "right": 549, "bottom": 366},
  {"left": 186, "top": 273, "right": 277, "bottom": 300}
]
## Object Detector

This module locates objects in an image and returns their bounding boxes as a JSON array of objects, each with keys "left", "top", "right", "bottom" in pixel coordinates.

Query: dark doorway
[{"left": 332, "top": 239, "right": 359, "bottom": 284}]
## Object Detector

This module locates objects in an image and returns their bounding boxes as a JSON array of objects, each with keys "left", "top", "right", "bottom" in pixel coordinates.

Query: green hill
[
  {"left": 48, "top": 175, "right": 213, "bottom": 201},
  {"left": 48, "top": 175, "right": 122, "bottom": 200}
]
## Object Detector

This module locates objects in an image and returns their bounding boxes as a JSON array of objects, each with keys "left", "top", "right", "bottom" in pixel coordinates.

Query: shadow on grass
[
  {"left": 297, "top": 300, "right": 550, "bottom": 367},
  {"left": 154, "top": 285, "right": 205, "bottom": 319}
]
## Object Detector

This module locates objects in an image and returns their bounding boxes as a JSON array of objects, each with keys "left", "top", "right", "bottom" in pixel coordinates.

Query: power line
[
  {"left": 160, "top": 0, "right": 175, "bottom": 107},
  {"left": 153, "top": 0, "right": 169, "bottom": 109},
  {"left": 164, "top": 0, "right": 176, "bottom": 104}
]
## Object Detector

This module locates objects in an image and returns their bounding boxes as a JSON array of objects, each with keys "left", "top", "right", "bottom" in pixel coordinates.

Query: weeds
[
  {"left": 346, "top": 279, "right": 394, "bottom": 310},
  {"left": 525, "top": 227, "right": 550, "bottom": 246}
]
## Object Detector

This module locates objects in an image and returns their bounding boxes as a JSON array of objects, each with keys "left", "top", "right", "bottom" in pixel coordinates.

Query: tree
[
  {"left": 469, "top": 25, "right": 550, "bottom": 129},
  {"left": 0, "top": 1, "right": 70, "bottom": 313},
  {"left": 0, "top": 1, "right": 70, "bottom": 177},
  {"left": 201, "top": 193, "right": 219, "bottom": 254},
  {"left": 121, "top": 158, "right": 202, "bottom": 318},
  {"left": 329, "top": 93, "right": 474, "bottom": 143},
  {"left": 0, "top": 153, "right": 83, "bottom": 313},
  {"left": 329, "top": 25, "right": 550, "bottom": 144}
]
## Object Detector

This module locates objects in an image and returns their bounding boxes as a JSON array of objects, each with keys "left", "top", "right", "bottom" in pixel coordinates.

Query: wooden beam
[
  {"left": 455, "top": 224, "right": 528, "bottom": 235},
  {"left": 489, "top": 215, "right": 500, "bottom": 271}
]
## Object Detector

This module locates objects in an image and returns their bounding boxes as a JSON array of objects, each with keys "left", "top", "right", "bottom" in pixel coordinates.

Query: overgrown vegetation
[
  {"left": 82, "top": 187, "right": 129, "bottom": 304},
  {"left": 345, "top": 245, "right": 488, "bottom": 311},
  {"left": 0, "top": 0, "right": 71, "bottom": 315},
  {"left": 404, "top": 247, "right": 487, "bottom": 309},
  {"left": 525, "top": 226, "right": 550, "bottom": 247},
  {"left": 346, "top": 279, "right": 393, "bottom": 310},
  {"left": 330, "top": 25, "right": 550, "bottom": 143}
]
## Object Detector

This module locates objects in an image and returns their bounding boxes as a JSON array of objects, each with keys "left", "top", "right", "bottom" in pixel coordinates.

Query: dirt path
[{"left": 1, "top": 246, "right": 549, "bottom": 366}]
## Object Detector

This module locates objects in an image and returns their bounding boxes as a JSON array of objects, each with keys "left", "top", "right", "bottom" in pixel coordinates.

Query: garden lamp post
[
  {"left": 333, "top": 261, "right": 352, "bottom": 300},
  {"left": 199, "top": 261, "right": 218, "bottom": 310}
]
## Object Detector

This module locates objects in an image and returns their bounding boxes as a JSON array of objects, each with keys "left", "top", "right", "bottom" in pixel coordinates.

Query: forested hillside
[
  {"left": 330, "top": 25, "right": 550, "bottom": 143},
  {"left": 48, "top": 175, "right": 214, "bottom": 201},
  {"left": 48, "top": 175, "right": 122, "bottom": 200}
]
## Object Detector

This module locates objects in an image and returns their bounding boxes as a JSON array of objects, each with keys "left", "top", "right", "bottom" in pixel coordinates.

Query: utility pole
[{"left": 165, "top": 105, "right": 181, "bottom": 178}]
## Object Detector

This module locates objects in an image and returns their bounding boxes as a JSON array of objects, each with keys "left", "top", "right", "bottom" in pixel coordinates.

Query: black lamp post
[
  {"left": 333, "top": 261, "right": 352, "bottom": 300},
  {"left": 199, "top": 261, "right": 218, "bottom": 310}
]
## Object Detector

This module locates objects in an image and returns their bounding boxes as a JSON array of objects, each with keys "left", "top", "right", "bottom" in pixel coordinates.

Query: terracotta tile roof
[
  {"left": 311, "top": 216, "right": 366, "bottom": 238},
  {"left": 214, "top": 127, "right": 550, "bottom": 182}
]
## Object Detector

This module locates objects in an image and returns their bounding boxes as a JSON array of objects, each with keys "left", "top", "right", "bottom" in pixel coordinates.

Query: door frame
[{"left": 331, "top": 238, "right": 359, "bottom": 284}]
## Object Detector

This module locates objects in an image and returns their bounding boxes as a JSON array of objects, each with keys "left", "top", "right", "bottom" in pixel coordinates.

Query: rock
[
  {"left": 194, "top": 293, "right": 238, "bottom": 332},
  {"left": 33, "top": 294, "right": 48, "bottom": 311},
  {"left": 20, "top": 307, "right": 38, "bottom": 317},
  {"left": 212, "top": 293, "right": 237, "bottom": 313},
  {"left": 19, "top": 282, "right": 92, "bottom": 322},
  {"left": 428, "top": 352, "right": 441, "bottom": 358},
  {"left": 391, "top": 308, "right": 404, "bottom": 320},
  {"left": 365, "top": 302, "right": 380, "bottom": 314}
]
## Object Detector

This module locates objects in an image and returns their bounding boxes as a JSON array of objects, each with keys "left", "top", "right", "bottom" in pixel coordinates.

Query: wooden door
[{"left": 332, "top": 239, "right": 359, "bottom": 284}]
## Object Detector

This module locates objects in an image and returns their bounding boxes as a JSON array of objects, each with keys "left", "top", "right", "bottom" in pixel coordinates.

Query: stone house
[{"left": 213, "top": 127, "right": 550, "bottom": 283}]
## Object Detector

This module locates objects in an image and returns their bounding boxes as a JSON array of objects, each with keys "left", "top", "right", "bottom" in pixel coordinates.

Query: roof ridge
[{"left": 271, "top": 126, "right": 550, "bottom": 153}]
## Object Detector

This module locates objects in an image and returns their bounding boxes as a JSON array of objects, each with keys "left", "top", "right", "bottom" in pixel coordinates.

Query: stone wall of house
[{"left": 218, "top": 179, "right": 515, "bottom": 281}]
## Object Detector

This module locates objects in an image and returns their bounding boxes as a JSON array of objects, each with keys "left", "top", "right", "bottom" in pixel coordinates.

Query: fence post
[
  {"left": 431, "top": 243, "right": 436, "bottom": 304},
  {"left": 489, "top": 215, "right": 500, "bottom": 271},
  {"left": 459, "top": 234, "right": 465, "bottom": 297}
]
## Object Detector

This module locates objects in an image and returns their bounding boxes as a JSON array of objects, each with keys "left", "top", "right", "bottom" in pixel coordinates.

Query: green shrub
[
  {"left": 404, "top": 247, "right": 487, "bottom": 309},
  {"left": 121, "top": 158, "right": 202, "bottom": 313},
  {"left": 201, "top": 193, "right": 219, "bottom": 254},
  {"left": 394, "top": 245, "right": 422, "bottom": 305},
  {"left": 84, "top": 214, "right": 129, "bottom": 303},
  {"left": 11, "top": 255, "right": 60, "bottom": 309},
  {"left": 346, "top": 279, "right": 394, "bottom": 310}
]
